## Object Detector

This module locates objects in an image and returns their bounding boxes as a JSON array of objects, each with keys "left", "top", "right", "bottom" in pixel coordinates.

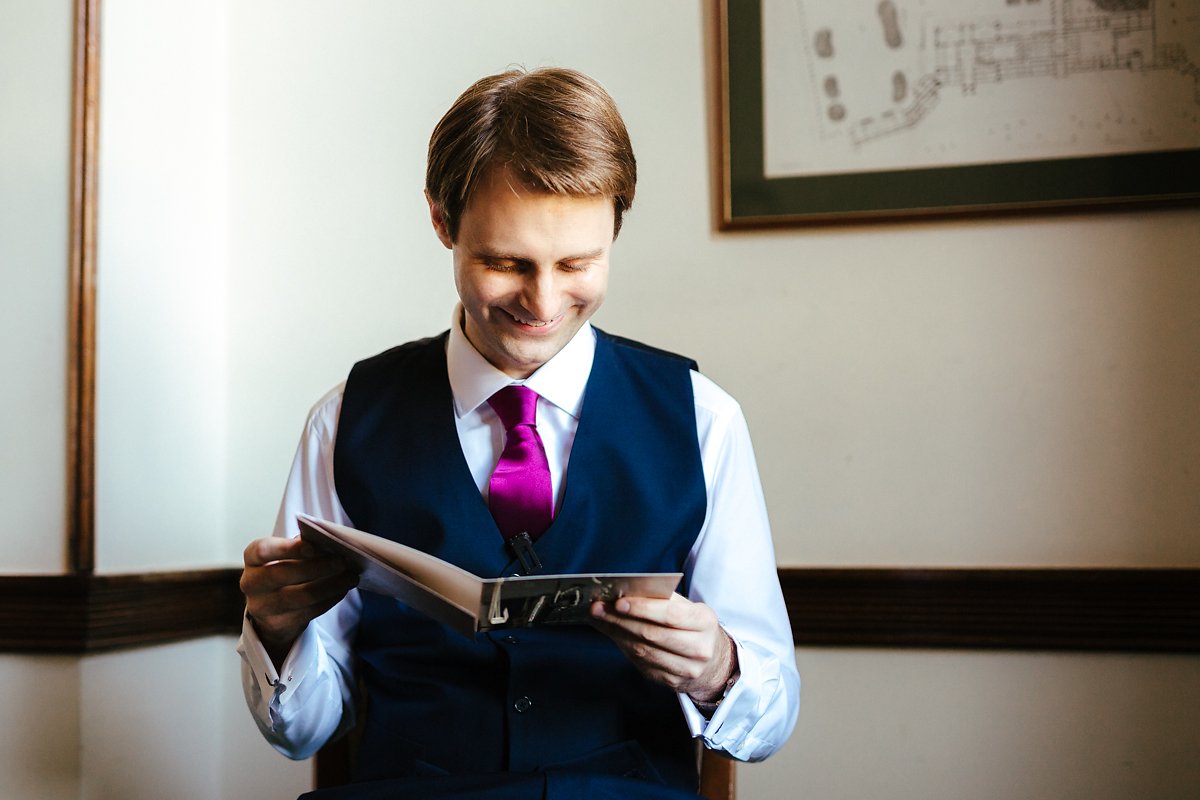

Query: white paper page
[{"left": 297, "top": 515, "right": 482, "bottom": 617}]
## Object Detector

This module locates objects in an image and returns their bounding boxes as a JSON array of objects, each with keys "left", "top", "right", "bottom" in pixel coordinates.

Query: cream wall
[
  {"left": 0, "top": 0, "right": 308, "bottom": 798},
  {"left": 739, "top": 648, "right": 1200, "bottom": 799},
  {"left": 79, "top": 637, "right": 310, "bottom": 800},
  {"left": 83, "top": 0, "right": 1200, "bottom": 569},
  {"left": 3, "top": 0, "right": 1198, "bottom": 798},
  {"left": 95, "top": 0, "right": 232, "bottom": 572},
  {"left": 0, "top": 1, "right": 80, "bottom": 794},
  {"left": 0, "top": 656, "right": 80, "bottom": 799},
  {"left": 218, "top": 7, "right": 1198, "bottom": 797},
  {"left": 676, "top": 209, "right": 1200, "bottom": 567},
  {"left": 0, "top": 0, "right": 72, "bottom": 573},
  {"left": 221, "top": 1, "right": 1200, "bottom": 570}
]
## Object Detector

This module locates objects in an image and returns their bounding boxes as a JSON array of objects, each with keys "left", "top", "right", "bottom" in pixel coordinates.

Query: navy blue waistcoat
[{"left": 332, "top": 329, "right": 708, "bottom": 791}]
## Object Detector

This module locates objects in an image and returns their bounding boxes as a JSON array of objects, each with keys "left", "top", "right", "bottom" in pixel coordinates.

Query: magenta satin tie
[{"left": 487, "top": 385, "right": 553, "bottom": 541}]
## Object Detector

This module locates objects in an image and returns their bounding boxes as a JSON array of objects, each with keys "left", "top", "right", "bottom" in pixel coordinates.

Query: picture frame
[{"left": 718, "top": 0, "right": 1200, "bottom": 228}]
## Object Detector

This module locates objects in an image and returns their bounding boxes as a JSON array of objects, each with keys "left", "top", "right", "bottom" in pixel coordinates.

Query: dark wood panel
[
  {"left": 2, "top": 568, "right": 1196, "bottom": 654},
  {"left": 0, "top": 575, "right": 88, "bottom": 651},
  {"left": 781, "top": 567, "right": 1200, "bottom": 652},
  {"left": 0, "top": 569, "right": 244, "bottom": 653}
]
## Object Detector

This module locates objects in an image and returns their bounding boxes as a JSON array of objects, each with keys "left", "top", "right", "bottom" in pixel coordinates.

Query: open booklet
[{"left": 297, "top": 515, "right": 682, "bottom": 638}]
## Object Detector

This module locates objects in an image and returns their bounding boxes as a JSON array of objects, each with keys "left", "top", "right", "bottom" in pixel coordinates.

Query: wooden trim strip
[
  {"left": 0, "top": 569, "right": 244, "bottom": 654},
  {"left": 781, "top": 567, "right": 1200, "bottom": 652},
  {"left": 1, "top": 568, "right": 1195, "bottom": 654},
  {"left": 67, "top": 0, "right": 100, "bottom": 574}
]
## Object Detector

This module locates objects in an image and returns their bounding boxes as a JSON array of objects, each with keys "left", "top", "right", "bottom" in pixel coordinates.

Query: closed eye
[
  {"left": 558, "top": 249, "right": 606, "bottom": 272},
  {"left": 482, "top": 258, "right": 530, "bottom": 272}
]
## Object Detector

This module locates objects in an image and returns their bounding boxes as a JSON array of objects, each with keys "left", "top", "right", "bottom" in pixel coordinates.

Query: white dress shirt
[{"left": 238, "top": 309, "right": 800, "bottom": 763}]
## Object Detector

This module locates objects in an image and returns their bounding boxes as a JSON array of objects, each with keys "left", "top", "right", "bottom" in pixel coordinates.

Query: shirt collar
[{"left": 446, "top": 304, "right": 595, "bottom": 420}]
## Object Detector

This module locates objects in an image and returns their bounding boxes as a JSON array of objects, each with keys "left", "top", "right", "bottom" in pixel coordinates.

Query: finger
[
  {"left": 241, "top": 555, "right": 350, "bottom": 596},
  {"left": 268, "top": 574, "right": 357, "bottom": 621},
  {"left": 591, "top": 617, "right": 710, "bottom": 690},
  {"left": 608, "top": 593, "right": 708, "bottom": 632},
  {"left": 248, "top": 570, "right": 359, "bottom": 630},
  {"left": 591, "top": 602, "right": 709, "bottom": 661},
  {"left": 243, "top": 536, "right": 317, "bottom": 567}
]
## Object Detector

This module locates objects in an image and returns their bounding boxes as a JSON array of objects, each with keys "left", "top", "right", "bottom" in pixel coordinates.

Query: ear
[{"left": 426, "top": 191, "right": 454, "bottom": 250}]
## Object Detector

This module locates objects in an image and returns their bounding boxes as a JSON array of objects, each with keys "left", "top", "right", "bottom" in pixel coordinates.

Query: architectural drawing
[{"left": 763, "top": 0, "right": 1200, "bottom": 176}]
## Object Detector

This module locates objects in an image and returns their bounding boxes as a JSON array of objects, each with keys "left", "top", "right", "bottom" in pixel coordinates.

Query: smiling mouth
[{"left": 506, "top": 310, "right": 561, "bottom": 328}]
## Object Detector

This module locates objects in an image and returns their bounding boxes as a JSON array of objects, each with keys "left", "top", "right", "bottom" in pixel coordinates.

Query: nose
[{"left": 520, "top": 269, "right": 559, "bottom": 322}]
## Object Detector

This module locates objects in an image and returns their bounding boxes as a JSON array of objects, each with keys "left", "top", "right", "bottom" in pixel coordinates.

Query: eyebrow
[{"left": 475, "top": 247, "right": 607, "bottom": 264}]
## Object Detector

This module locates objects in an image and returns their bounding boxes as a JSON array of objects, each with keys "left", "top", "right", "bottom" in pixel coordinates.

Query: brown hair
[{"left": 426, "top": 67, "right": 637, "bottom": 241}]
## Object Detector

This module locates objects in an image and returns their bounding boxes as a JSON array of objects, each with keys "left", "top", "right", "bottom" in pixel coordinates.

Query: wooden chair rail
[{"left": 2, "top": 567, "right": 1196, "bottom": 654}]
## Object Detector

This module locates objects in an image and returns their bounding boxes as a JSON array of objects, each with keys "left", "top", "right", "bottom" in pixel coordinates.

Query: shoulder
[
  {"left": 594, "top": 327, "right": 747, "bottom": 442},
  {"left": 342, "top": 333, "right": 451, "bottom": 419},
  {"left": 690, "top": 370, "right": 741, "bottom": 420},
  {"left": 304, "top": 382, "right": 346, "bottom": 442},
  {"left": 592, "top": 327, "right": 743, "bottom": 423},
  {"left": 351, "top": 332, "right": 449, "bottom": 375},
  {"left": 593, "top": 328, "right": 699, "bottom": 372},
  {"left": 689, "top": 369, "right": 745, "bottom": 447}
]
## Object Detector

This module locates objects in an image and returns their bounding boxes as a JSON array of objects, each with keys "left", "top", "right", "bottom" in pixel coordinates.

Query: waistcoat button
[{"left": 513, "top": 696, "right": 532, "bottom": 713}]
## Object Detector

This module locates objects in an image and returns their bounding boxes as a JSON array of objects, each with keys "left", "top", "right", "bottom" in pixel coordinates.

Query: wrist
[
  {"left": 248, "top": 613, "right": 298, "bottom": 669},
  {"left": 690, "top": 629, "right": 740, "bottom": 714}
]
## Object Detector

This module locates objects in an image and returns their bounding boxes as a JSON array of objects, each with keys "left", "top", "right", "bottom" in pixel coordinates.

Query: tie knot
[{"left": 488, "top": 385, "right": 539, "bottom": 430}]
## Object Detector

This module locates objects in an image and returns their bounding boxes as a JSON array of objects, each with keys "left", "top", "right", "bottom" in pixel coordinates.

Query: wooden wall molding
[
  {"left": 2, "top": 567, "right": 1195, "bottom": 655},
  {"left": 68, "top": 0, "right": 100, "bottom": 573},
  {"left": 0, "top": 569, "right": 243, "bottom": 654},
  {"left": 781, "top": 567, "right": 1199, "bottom": 652}
]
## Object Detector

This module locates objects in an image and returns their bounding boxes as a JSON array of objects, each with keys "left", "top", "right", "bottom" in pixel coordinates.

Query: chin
[{"left": 497, "top": 343, "right": 558, "bottom": 375}]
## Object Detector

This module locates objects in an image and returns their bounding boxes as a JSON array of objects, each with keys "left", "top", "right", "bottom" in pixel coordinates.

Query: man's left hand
[{"left": 590, "top": 593, "right": 738, "bottom": 704}]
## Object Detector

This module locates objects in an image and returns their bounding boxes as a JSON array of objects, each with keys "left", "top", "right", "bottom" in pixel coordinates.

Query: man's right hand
[{"left": 240, "top": 536, "right": 359, "bottom": 668}]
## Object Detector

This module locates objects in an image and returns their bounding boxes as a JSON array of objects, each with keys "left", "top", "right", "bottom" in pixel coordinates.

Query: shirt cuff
[
  {"left": 679, "top": 635, "right": 780, "bottom": 760},
  {"left": 237, "top": 611, "right": 321, "bottom": 715}
]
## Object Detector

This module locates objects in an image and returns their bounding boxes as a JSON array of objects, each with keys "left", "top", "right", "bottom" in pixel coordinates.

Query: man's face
[{"left": 431, "top": 168, "right": 614, "bottom": 379}]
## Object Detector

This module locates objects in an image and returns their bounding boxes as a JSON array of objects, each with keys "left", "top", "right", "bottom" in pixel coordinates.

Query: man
[{"left": 238, "top": 67, "right": 799, "bottom": 799}]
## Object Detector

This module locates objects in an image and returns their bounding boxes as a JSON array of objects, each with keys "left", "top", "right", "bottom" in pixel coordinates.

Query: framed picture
[{"left": 718, "top": 0, "right": 1200, "bottom": 227}]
